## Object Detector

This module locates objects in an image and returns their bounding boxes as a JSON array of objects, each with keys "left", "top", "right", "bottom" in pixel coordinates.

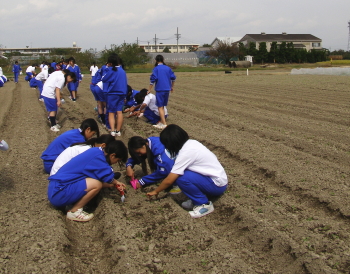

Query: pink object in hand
[{"left": 130, "top": 179, "right": 138, "bottom": 190}]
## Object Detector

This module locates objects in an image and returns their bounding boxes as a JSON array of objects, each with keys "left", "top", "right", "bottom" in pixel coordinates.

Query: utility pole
[
  {"left": 348, "top": 20, "right": 350, "bottom": 51},
  {"left": 175, "top": 27, "right": 181, "bottom": 53},
  {"left": 153, "top": 34, "right": 158, "bottom": 52},
  {"left": 137, "top": 37, "right": 138, "bottom": 45}
]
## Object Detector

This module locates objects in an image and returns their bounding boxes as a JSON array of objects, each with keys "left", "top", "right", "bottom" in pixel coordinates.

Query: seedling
[
  {"left": 200, "top": 259, "right": 208, "bottom": 266},
  {"left": 306, "top": 217, "right": 314, "bottom": 221},
  {"left": 235, "top": 194, "right": 241, "bottom": 198},
  {"left": 257, "top": 208, "right": 263, "bottom": 213},
  {"left": 302, "top": 237, "right": 310, "bottom": 242}
]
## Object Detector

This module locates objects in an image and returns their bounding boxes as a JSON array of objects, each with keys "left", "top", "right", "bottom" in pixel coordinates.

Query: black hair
[
  {"left": 62, "top": 69, "right": 77, "bottom": 84},
  {"left": 15, "top": 61, "right": 18, "bottom": 64},
  {"left": 134, "top": 93, "right": 144, "bottom": 104},
  {"left": 160, "top": 124, "right": 189, "bottom": 157},
  {"left": 108, "top": 54, "right": 124, "bottom": 71},
  {"left": 79, "top": 118, "right": 100, "bottom": 139},
  {"left": 128, "top": 136, "right": 156, "bottom": 171},
  {"left": 92, "top": 62, "right": 96, "bottom": 67},
  {"left": 68, "top": 57, "right": 75, "bottom": 64},
  {"left": 154, "top": 55, "right": 166, "bottom": 66},
  {"left": 71, "top": 134, "right": 115, "bottom": 147},
  {"left": 31, "top": 64, "right": 36, "bottom": 67},
  {"left": 104, "top": 140, "right": 128, "bottom": 165},
  {"left": 52, "top": 60, "right": 56, "bottom": 62}
]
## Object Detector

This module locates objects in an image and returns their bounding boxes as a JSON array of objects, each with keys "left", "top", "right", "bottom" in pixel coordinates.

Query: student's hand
[
  {"left": 57, "top": 100, "right": 61, "bottom": 107},
  {"left": 147, "top": 190, "right": 158, "bottom": 200},
  {"left": 171, "top": 87, "right": 174, "bottom": 93},
  {"left": 114, "top": 181, "right": 126, "bottom": 191}
]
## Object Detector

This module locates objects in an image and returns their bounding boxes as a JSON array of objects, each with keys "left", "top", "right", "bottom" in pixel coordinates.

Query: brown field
[{"left": 0, "top": 70, "right": 349, "bottom": 273}]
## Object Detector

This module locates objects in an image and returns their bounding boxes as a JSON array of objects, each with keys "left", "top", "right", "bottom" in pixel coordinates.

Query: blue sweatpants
[
  {"left": 175, "top": 170, "right": 227, "bottom": 205},
  {"left": 14, "top": 72, "right": 19, "bottom": 83},
  {"left": 144, "top": 107, "right": 168, "bottom": 125}
]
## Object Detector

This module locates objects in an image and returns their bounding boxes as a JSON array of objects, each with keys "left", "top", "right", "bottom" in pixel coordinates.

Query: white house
[{"left": 210, "top": 37, "right": 242, "bottom": 47}]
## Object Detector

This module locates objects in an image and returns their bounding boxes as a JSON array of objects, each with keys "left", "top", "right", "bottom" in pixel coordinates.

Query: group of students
[
  {"left": 16, "top": 54, "right": 228, "bottom": 222},
  {"left": 41, "top": 116, "right": 228, "bottom": 221},
  {"left": 89, "top": 54, "right": 175, "bottom": 137}
]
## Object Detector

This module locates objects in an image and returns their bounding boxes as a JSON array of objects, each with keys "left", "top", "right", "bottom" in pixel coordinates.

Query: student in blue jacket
[
  {"left": 41, "top": 118, "right": 100, "bottom": 174},
  {"left": 149, "top": 55, "right": 176, "bottom": 129},
  {"left": 102, "top": 55, "right": 128, "bottom": 137},
  {"left": 123, "top": 85, "right": 140, "bottom": 111},
  {"left": 48, "top": 140, "right": 128, "bottom": 222},
  {"left": 66, "top": 57, "right": 82, "bottom": 102},
  {"left": 12, "top": 61, "right": 22, "bottom": 83},
  {"left": 126, "top": 136, "right": 181, "bottom": 194}
]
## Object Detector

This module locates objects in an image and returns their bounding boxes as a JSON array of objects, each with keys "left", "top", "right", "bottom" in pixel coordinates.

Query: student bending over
[
  {"left": 47, "top": 140, "right": 128, "bottom": 222},
  {"left": 147, "top": 124, "right": 228, "bottom": 218},
  {"left": 41, "top": 118, "right": 99, "bottom": 174}
]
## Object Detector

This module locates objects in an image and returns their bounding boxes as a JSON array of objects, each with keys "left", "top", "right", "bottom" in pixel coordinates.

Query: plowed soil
[{"left": 0, "top": 70, "right": 349, "bottom": 274}]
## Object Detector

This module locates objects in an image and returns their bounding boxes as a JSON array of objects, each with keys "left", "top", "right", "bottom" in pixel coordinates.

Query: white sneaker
[
  {"left": 189, "top": 202, "right": 214, "bottom": 218},
  {"left": 111, "top": 131, "right": 116, "bottom": 137},
  {"left": 181, "top": 199, "right": 193, "bottom": 210},
  {"left": 38, "top": 98, "right": 44, "bottom": 102},
  {"left": 50, "top": 125, "right": 60, "bottom": 132},
  {"left": 115, "top": 131, "right": 121, "bottom": 137},
  {"left": 153, "top": 122, "right": 163, "bottom": 127},
  {"left": 68, "top": 96, "right": 72, "bottom": 100},
  {"left": 55, "top": 124, "right": 61, "bottom": 129},
  {"left": 67, "top": 208, "right": 94, "bottom": 222},
  {"left": 153, "top": 123, "right": 167, "bottom": 129}
]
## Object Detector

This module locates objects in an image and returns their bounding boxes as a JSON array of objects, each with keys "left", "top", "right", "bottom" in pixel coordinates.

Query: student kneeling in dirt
[
  {"left": 47, "top": 140, "right": 128, "bottom": 222},
  {"left": 132, "top": 89, "right": 168, "bottom": 125},
  {"left": 147, "top": 124, "right": 228, "bottom": 218},
  {"left": 126, "top": 136, "right": 180, "bottom": 194}
]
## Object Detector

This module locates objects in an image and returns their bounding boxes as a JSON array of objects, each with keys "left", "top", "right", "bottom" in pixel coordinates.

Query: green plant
[
  {"left": 306, "top": 217, "right": 314, "bottom": 221},
  {"left": 200, "top": 259, "right": 208, "bottom": 266},
  {"left": 257, "top": 208, "right": 263, "bottom": 213},
  {"left": 302, "top": 237, "right": 310, "bottom": 242},
  {"left": 235, "top": 194, "right": 241, "bottom": 198}
]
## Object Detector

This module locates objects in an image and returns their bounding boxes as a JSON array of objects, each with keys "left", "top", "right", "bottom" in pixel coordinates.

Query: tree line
[{"left": 205, "top": 41, "right": 328, "bottom": 65}]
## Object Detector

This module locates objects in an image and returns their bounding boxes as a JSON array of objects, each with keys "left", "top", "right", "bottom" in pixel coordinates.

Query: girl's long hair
[
  {"left": 154, "top": 55, "right": 166, "bottom": 67},
  {"left": 128, "top": 136, "right": 156, "bottom": 172}
]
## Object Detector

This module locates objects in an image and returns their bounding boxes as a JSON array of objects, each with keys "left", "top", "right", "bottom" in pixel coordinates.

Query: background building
[
  {"left": 239, "top": 33, "right": 322, "bottom": 51},
  {"left": 139, "top": 43, "right": 199, "bottom": 53}
]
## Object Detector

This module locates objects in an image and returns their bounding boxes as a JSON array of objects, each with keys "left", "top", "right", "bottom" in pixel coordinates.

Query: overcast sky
[{"left": 1, "top": 0, "right": 349, "bottom": 51}]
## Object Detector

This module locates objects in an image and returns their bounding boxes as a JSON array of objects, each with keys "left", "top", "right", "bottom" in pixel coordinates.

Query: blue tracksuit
[
  {"left": 125, "top": 137, "right": 175, "bottom": 186},
  {"left": 125, "top": 89, "right": 140, "bottom": 108},
  {"left": 67, "top": 65, "right": 82, "bottom": 94},
  {"left": 47, "top": 147, "right": 115, "bottom": 207},
  {"left": 41, "top": 128, "right": 85, "bottom": 174},
  {"left": 102, "top": 66, "right": 127, "bottom": 95},
  {"left": 150, "top": 64, "right": 176, "bottom": 91},
  {"left": 12, "top": 64, "right": 22, "bottom": 83}
]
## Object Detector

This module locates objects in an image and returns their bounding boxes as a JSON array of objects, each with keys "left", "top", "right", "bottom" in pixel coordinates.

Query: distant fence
[{"left": 147, "top": 53, "right": 199, "bottom": 66}]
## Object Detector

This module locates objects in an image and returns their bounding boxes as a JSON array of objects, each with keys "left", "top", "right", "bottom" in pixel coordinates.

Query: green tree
[
  {"left": 256, "top": 42, "right": 268, "bottom": 64},
  {"left": 247, "top": 42, "right": 258, "bottom": 63},
  {"left": 163, "top": 47, "right": 171, "bottom": 53},
  {"left": 238, "top": 42, "right": 246, "bottom": 60},
  {"left": 268, "top": 42, "right": 278, "bottom": 63},
  {"left": 205, "top": 41, "right": 239, "bottom": 65},
  {"left": 202, "top": 43, "right": 211, "bottom": 47},
  {"left": 277, "top": 42, "right": 287, "bottom": 63},
  {"left": 286, "top": 42, "right": 295, "bottom": 63},
  {"left": 101, "top": 43, "right": 150, "bottom": 69}
]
